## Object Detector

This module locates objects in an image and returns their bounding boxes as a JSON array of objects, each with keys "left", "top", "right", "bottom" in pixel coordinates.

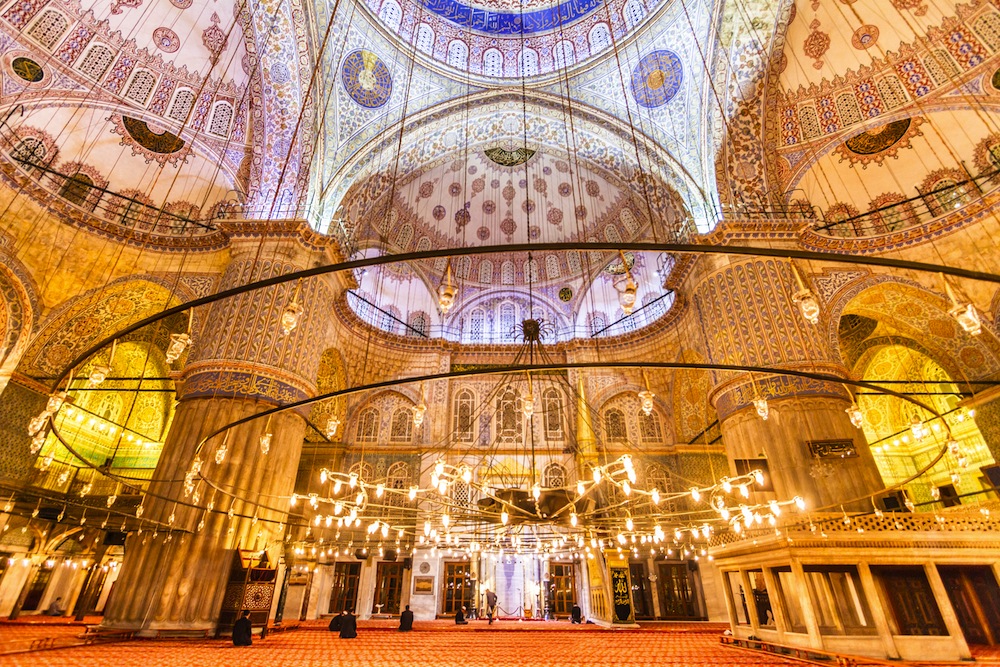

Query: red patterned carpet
[{"left": 0, "top": 623, "right": 794, "bottom": 667}]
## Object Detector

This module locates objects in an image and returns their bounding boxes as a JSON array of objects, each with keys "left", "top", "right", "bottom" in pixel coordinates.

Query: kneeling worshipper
[
  {"left": 232, "top": 610, "right": 253, "bottom": 646},
  {"left": 399, "top": 605, "right": 414, "bottom": 631},
  {"left": 455, "top": 606, "right": 469, "bottom": 625},
  {"left": 329, "top": 610, "right": 346, "bottom": 632},
  {"left": 340, "top": 609, "right": 358, "bottom": 638}
]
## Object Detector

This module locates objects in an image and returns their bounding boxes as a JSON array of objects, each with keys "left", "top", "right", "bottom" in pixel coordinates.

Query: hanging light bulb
[
  {"left": 651, "top": 488, "right": 660, "bottom": 505},
  {"left": 930, "top": 485, "right": 941, "bottom": 501},
  {"left": 30, "top": 431, "right": 46, "bottom": 454},
  {"left": 349, "top": 472, "right": 358, "bottom": 488},
  {"left": 577, "top": 480, "right": 586, "bottom": 496},
  {"left": 412, "top": 401, "right": 427, "bottom": 428},
  {"left": 690, "top": 488, "right": 701, "bottom": 502},
  {"left": 214, "top": 440, "right": 228, "bottom": 465},
  {"left": 461, "top": 467, "right": 472, "bottom": 484},
  {"left": 790, "top": 262, "right": 820, "bottom": 325},
  {"left": 27, "top": 413, "right": 47, "bottom": 437},
  {"left": 532, "top": 483, "right": 541, "bottom": 500},
  {"left": 947, "top": 439, "right": 961, "bottom": 456},
  {"left": 434, "top": 460, "right": 445, "bottom": 477},
  {"left": 165, "top": 333, "right": 191, "bottom": 363},
  {"left": 88, "top": 363, "right": 111, "bottom": 387},
  {"left": 794, "top": 496, "right": 806, "bottom": 511},
  {"left": 333, "top": 479, "right": 342, "bottom": 494},
  {"left": 376, "top": 483, "right": 384, "bottom": 498},
  {"left": 592, "top": 468, "right": 602, "bottom": 484},
  {"left": 325, "top": 415, "right": 340, "bottom": 439},
  {"left": 753, "top": 396, "right": 769, "bottom": 421},
  {"left": 259, "top": 418, "right": 273, "bottom": 456},
  {"left": 622, "top": 481, "right": 631, "bottom": 496},
  {"left": 618, "top": 252, "right": 638, "bottom": 315},
  {"left": 442, "top": 513, "right": 450, "bottom": 528},
  {"left": 846, "top": 402, "right": 864, "bottom": 428},
  {"left": 625, "top": 516, "right": 634, "bottom": 531},
  {"left": 570, "top": 512, "right": 578, "bottom": 527},
  {"left": 943, "top": 275, "right": 982, "bottom": 335},
  {"left": 280, "top": 300, "right": 303, "bottom": 335},
  {"left": 910, "top": 415, "right": 928, "bottom": 441},
  {"left": 951, "top": 470, "right": 961, "bottom": 486},
  {"left": 501, "top": 509, "right": 509, "bottom": 525},
  {"left": 437, "top": 262, "right": 457, "bottom": 315}
]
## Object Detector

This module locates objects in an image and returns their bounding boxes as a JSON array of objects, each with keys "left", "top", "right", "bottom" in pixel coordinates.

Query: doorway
[
  {"left": 549, "top": 563, "right": 576, "bottom": 617},
  {"left": 874, "top": 566, "right": 947, "bottom": 636},
  {"left": 442, "top": 562, "right": 473, "bottom": 616},
  {"left": 21, "top": 564, "right": 53, "bottom": 612},
  {"left": 938, "top": 565, "right": 1000, "bottom": 645},
  {"left": 373, "top": 562, "right": 404, "bottom": 615},
  {"left": 329, "top": 562, "right": 361, "bottom": 613},
  {"left": 630, "top": 563, "right": 654, "bottom": 620},
  {"left": 657, "top": 562, "right": 701, "bottom": 619}
]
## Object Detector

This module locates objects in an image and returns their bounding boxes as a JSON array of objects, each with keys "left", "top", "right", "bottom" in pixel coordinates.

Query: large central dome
[{"left": 364, "top": 0, "right": 664, "bottom": 78}]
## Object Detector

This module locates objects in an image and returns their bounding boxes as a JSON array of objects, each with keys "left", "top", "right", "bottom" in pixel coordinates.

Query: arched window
[
  {"left": 543, "top": 462, "right": 567, "bottom": 488},
  {"left": 59, "top": 173, "right": 94, "bottom": 207},
  {"left": 524, "top": 256, "right": 539, "bottom": 284},
  {"left": 971, "top": 12, "right": 1000, "bottom": 51},
  {"left": 542, "top": 388, "right": 563, "bottom": 439},
  {"left": 496, "top": 387, "right": 522, "bottom": 444},
  {"left": 389, "top": 407, "right": 413, "bottom": 442},
  {"left": 78, "top": 44, "right": 114, "bottom": 80},
  {"left": 452, "top": 480, "right": 471, "bottom": 508},
  {"left": 478, "top": 259, "right": 494, "bottom": 284},
  {"left": 589, "top": 313, "right": 607, "bottom": 337},
  {"left": 456, "top": 256, "right": 472, "bottom": 280},
  {"left": 209, "top": 102, "right": 233, "bottom": 137},
  {"left": 835, "top": 93, "right": 861, "bottom": 126},
  {"left": 646, "top": 464, "right": 675, "bottom": 512},
  {"left": 499, "top": 302, "right": 516, "bottom": 339},
  {"left": 638, "top": 411, "right": 662, "bottom": 442},
  {"left": 168, "top": 89, "right": 196, "bottom": 122},
  {"left": 447, "top": 40, "right": 469, "bottom": 69},
  {"left": 519, "top": 48, "right": 539, "bottom": 77},
  {"left": 623, "top": 0, "right": 645, "bottom": 29},
  {"left": 379, "top": 306, "right": 400, "bottom": 335},
  {"left": 386, "top": 461, "right": 410, "bottom": 509},
  {"left": 604, "top": 408, "right": 626, "bottom": 441},
  {"left": 349, "top": 461, "right": 375, "bottom": 484},
  {"left": 454, "top": 389, "right": 475, "bottom": 442},
  {"left": 500, "top": 261, "right": 515, "bottom": 285},
  {"left": 588, "top": 23, "right": 612, "bottom": 54},
  {"left": 10, "top": 137, "right": 46, "bottom": 169},
  {"left": 544, "top": 255, "right": 560, "bottom": 280},
  {"left": 394, "top": 223, "right": 413, "bottom": 250},
  {"left": 483, "top": 49, "right": 504, "bottom": 77},
  {"left": 931, "top": 179, "right": 964, "bottom": 213},
  {"left": 124, "top": 70, "right": 157, "bottom": 106},
  {"left": 378, "top": 0, "right": 402, "bottom": 30},
  {"left": 604, "top": 223, "right": 622, "bottom": 243},
  {"left": 407, "top": 311, "right": 428, "bottom": 337},
  {"left": 356, "top": 407, "right": 379, "bottom": 442},
  {"left": 468, "top": 308, "right": 485, "bottom": 342},
  {"left": 415, "top": 23, "right": 435, "bottom": 54},
  {"left": 28, "top": 10, "right": 68, "bottom": 50},
  {"left": 553, "top": 40, "right": 575, "bottom": 69}
]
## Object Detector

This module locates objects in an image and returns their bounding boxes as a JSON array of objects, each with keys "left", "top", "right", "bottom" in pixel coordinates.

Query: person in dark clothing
[
  {"left": 329, "top": 610, "right": 345, "bottom": 632},
  {"left": 339, "top": 609, "right": 358, "bottom": 638},
  {"left": 571, "top": 604, "right": 583, "bottom": 624},
  {"left": 399, "top": 605, "right": 414, "bottom": 631},
  {"left": 232, "top": 610, "right": 253, "bottom": 646},
  {"left": 455, "top": 606, "right": 469, "bottom": 625},
  {"left": 485, "top": 589, "right": 498, "bottom": 625}
]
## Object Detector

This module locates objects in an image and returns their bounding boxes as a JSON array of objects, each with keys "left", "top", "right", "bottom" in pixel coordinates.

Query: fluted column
[
  {"left": 693, "top": 257, "right": 884, "bottom": 511},
  {"left": 102, "top": 229, "right": 335, "bottom": 633}
]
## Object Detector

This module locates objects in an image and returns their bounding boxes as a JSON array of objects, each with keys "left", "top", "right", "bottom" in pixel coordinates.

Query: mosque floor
[{"left": 0, "top": 620, "right": 998, "bottom": 666}]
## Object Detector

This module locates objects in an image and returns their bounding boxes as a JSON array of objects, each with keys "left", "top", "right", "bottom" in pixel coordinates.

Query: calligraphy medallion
[
  {"left": 342, "top": 50, "right": 393, "bottom": 109},
  {"left": 631, "top": 51, "right": 682, "bottom": 108}
]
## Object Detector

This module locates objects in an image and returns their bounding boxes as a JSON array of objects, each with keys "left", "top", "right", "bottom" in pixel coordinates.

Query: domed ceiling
[{"left": 363, "top": 0, "right": 669, "bottom": 78}]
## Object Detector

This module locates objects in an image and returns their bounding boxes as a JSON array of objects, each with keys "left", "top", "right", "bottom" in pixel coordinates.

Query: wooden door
[
  {"left": 549, "top": 563, "right": 576, "bottom": 616},
  {"left": 373, "top": 562, "right": 404, "bottom": 615},
  {"left": 630, "top": 563, "right": 654, "bottom": 620},
  {"left": 658, "top": 562, "right": 698, "bottom": 619},
  {"left": 329, "top": 562, "right": 361, "bottom": 613},
  {"left": 442, "top": 562, "right": 473, "bottom": 615},
  {"left": 939, "top": 566, "right": 1000, "bottom": 645},
  {"left": 877, "top": 567, "right": 947, "bottom": 636},
  {"left": 21, "top": 565, "right": 53, "bottom": 612}
]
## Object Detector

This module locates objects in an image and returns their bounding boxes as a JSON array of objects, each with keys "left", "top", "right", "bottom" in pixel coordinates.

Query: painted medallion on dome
[
  {"left": 11, "top": 57, "right": 43, "bottom": 82},
  {"left": 631, "top": 51, "right": 682, "bottom": 109},
  {"left": 844, "top": 119, "right": 911, "bottom": 155},
  {"left": 342, "top": 50, "right": 392, "bottom": 109},
  {"left": 992, "top": 67, "right": 1000, "bottom": 91}
]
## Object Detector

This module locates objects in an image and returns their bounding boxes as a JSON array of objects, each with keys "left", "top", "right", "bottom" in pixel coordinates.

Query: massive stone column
[
  {"left": 102, "top": 227, "right": 336, "bottom": 633},
  {"left": 692, "top": 257, "right": 883, "bottom": 512}
]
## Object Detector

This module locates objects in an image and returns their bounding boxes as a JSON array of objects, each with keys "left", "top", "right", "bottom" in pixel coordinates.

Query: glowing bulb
[
  {"left": 438, "top": 479, "right": 448, "bottom": 495},
  {"left": 320, "top": 470, "right": 328, "bottom": 484},
  {"left": 523, "top": 394, "right": 534, "bottom": 419},
  {"left": 739, "top": 484, "right": 749, "bottom": 498},
  {"left": 637, "top": 389, "right": 654, "bottom": 416},
  {"left": 769, "top": 500, "right": 781, "bottom": 516},
  {"left": 793, "top": 289, "right": 820, "bottom": 325},
  {"left": 289, "top": 495, "right": 298, "bottom": 507},
  {"left": 259, "top": 431, "right": 272, "bottom": 455},
  {"left": 619, "top": 274, "right": 637, "bottom": 315},
  {"left": 625, "top": 516, "right": 634, "bottom": 531},
  {"left": 30, "top": 431, "right": 46, "bottom": 454},
  {"left": 570, "top": 513, "right": 578, "bottom": 527},
  {"left": 349, "top": 473, "right": 358, "bottom": 488},
  {"left": 622, "top": 481, "right": 631, "bottom": 496},
  {"left": 88, "top": 363, "right": 111, "bottom": 387},
  {"left": 592, "top": 468, "right": 602, "bottom": 483},
  {"left": 949, "top": 302, "right": 982, "bottom": 336},
  {"left": 532, "top": 484, "right": 541, "bottom": 500},
  {"left": 325, "top": 416, "right": 340, "bottom": 439},
  {"left": 413, "top": 402, "right": 426, "bottom": 428},
  {"left": 722, "top": 479, "right": 732, "bottom": 493},
  {"left": 753, "top": 470, "right": 764, "bottom": 486},
  {"left": 794, "top": 496, "right": 806, "bottom": 510},
  {"left": 333, "top": 479, "right": 342, "bottom": 494},
  {"left": 651, "top": 488, "right": 660, "bottom": 505},
  {"left": 501, "top": 510, "right": 509, "bottom": 525},
  {"left": 435, "top": 460, "right": 445, "bottom": 477},
  {"left": 846, "top": 403, "right": 864, "bottom": 428},
  {"left": 280, "top": 300, "right": 303, "bottom": 335},
  {"left": 424, "top": 520, "right": 431, "bottom": 536},
  {"left": 376, "top": 483, "right": 384, "bottom": 498},
  {"left": 442, "top": 514, "right": 450, "bottom": 528},
  {"left": 214, "top": 443, "right": 227, "bottom": 465},
  {"left": 577, "top": 481, "right": 585, "bottom": 496},
  {"left": 165, "top": 333, "right": 191, "bottom": 363},
  {"left": 46, "top": 392, "right": 68, "bottom": 414},
  {"left": 690, "top": 488, "right": 701, "bottom": 502},
  {"left": 408, "top": 486, "right": 417, "bottom": 501},
  {"left": 461, "top": 467, "right": 472, "bottom": 484},
  {"left": 753, "top": 397, "right": 769, "bottom": 421}
]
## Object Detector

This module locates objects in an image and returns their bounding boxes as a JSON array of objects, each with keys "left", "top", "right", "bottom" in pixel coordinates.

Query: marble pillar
[
  {"left": 693, "top": 257, "right": 884, "bottom": 511},
  {"left": 102, "top": 231, "right": 334, "bottom": 633}
]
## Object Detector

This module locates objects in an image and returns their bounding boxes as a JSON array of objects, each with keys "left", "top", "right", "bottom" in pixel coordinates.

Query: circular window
[{"left": 11, "top": 57, "right": 43, "bottom": 83}]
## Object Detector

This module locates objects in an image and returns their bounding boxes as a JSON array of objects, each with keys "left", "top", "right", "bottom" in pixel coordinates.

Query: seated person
[
  {"left": 455, "top": 605, "right": 469, "bottom": 625},
  {"left": 399, "top": 605, "right": 414, "bottom": 631},
  {"left": 43, "top": 597, "right": 64, "bottom": 617},
  {"left": 340, "top": 609, "right": 358, "bottom": 639},
  {"left": 232, "top": 610, "right": 252, "bottom": 646},
  {"left": 570, "top": 604, "right": 582, "bottom": 624},
  {"left": 329, "top": 610, "right": 345, "bottom": 632}
]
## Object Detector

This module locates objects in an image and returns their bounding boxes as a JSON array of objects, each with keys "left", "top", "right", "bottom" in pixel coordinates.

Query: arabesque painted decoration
[{"left": 631, "top": 51, "right": 682, "bottom": 109}]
